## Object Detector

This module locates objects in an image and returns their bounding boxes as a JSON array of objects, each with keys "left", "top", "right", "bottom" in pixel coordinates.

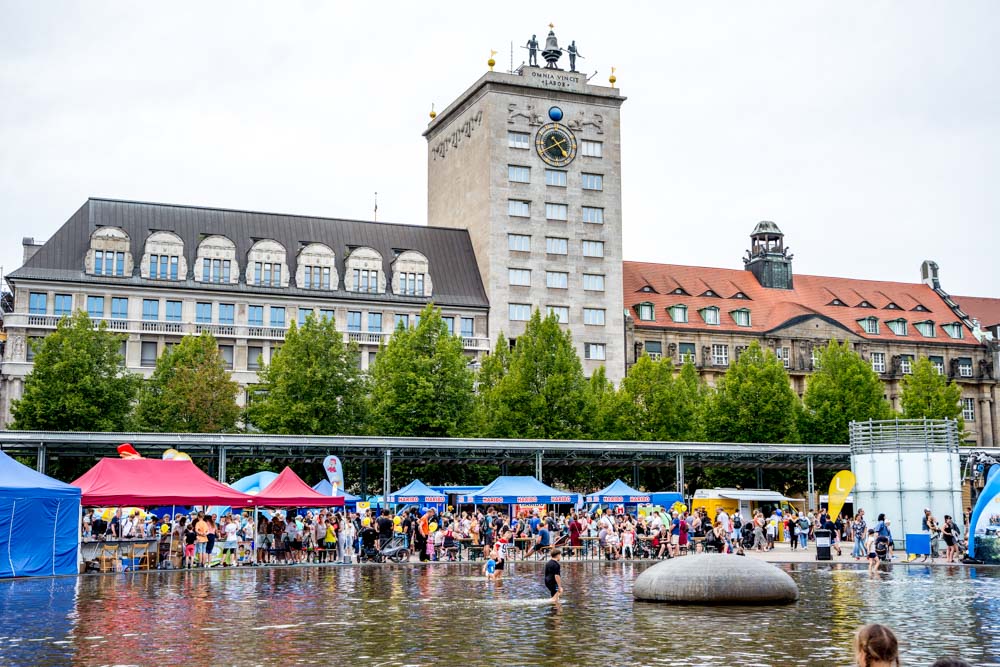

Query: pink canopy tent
[
  {"left": 72, "top": 458, "right": 257, "bottom": 507},
  {"left": 252, "top": 467, "right": 345, "bottom": 507}
]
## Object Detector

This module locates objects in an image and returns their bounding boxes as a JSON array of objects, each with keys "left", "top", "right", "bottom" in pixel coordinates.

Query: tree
[
  {"left": 612, "top": 355, "right": 706, "bottom": 442},
  {"left": 248, "top": 314, "right": 368, "bottom": 435},
  {"left": 800, "top": 340, "right": 894, "bottom": 443},
  {"left": 476, "top": 309, "right": 590, "bottom": 439},
  {"left": 705, "top": 342, "right": 800, "bottom": 443},
  {"left": 10, "top": 310, "right": 139, "bottom": 431},
  {"left": 900, "top": 356, "right": 964, "bottom": 430},
  {"left": 133, "top": 332, "right": 240, "bottom": 432},
  {"left": 369, "top": 304, "right": 474, "bottom": 437},
  {"left": 471, "top": 335, "right": 512, "bottom": 436},
  {"left": 584, "top": 366, "right": 632, "bottom": 440}
]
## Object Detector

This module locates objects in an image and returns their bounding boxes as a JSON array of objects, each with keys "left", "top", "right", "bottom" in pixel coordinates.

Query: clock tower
[{"left": 424, "top": 38, "right": 626, "bottom": 382}]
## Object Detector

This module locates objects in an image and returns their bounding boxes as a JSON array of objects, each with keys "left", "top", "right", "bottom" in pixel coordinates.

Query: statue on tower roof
[
  {"left": 567, "top": 40, "right": 583, "bottom": 73},
  {"left": 525, "top": 34, "right": 539, "bottom": 67},
  {"left": 541, "top": 25, "right": 562, "bottom": 69}
]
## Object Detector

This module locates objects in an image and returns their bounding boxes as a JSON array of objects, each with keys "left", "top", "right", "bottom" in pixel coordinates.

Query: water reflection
[{"left": 0, "top": 562, "right": 995, "bottom": 666}]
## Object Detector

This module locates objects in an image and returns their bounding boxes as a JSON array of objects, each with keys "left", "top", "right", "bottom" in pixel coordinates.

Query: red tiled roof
[
  {"left": 623, "top": 261, "right": 981, "bottom": 346},
  {"left": 953, "top": 295, "right": 1000, "bottom": 328}
]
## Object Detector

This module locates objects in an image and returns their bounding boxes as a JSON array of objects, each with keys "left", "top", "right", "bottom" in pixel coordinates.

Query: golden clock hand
[{"left": 548, "top": 136, "right": 568, "bottom": 157}]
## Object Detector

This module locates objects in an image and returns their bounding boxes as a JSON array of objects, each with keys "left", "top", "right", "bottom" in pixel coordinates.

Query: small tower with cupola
[{"left": 744, "top": 221, "right": 794, "bottom": 289}]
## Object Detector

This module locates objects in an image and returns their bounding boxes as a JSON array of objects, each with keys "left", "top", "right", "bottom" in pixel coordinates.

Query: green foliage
[
  {"left": 476, "top": 309, "right": 590, "bottom": 439},
  {"left": 133, "top": 332, "right": 240, "bottom": 433},
  {"left": 705, "top": 342, "right": 800, "bottom": 443},
  {"left": 614, "top": 356, "right": 707, "bottom": 441},
  {"left": 800, "top": 340, "right": 894, "bottom": 443},
  {"left": 584, "top": 366, "right": 632, "bottom": 440},
  {"left": 471, "top": 335, "right": 512, "bottom": 436},
  {"left": 900, "top": 356, "right": 964, "bottom": 430},
  {"left": 10, "top": 311, "right": 139, "bottom": 431},
  {"left": 248, "top": 314, "right": 369, "bottom": 435},
  {"left": 369, "top": 304, "right": 474, "bottom": 437}
]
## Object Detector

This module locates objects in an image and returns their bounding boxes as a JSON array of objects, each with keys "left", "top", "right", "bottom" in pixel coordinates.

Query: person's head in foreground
[{"left": 853, "top": 624, "right": 899, "bottom": 667}]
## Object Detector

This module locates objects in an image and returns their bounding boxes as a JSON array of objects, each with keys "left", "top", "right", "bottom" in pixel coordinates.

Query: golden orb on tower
[
  {"left": 488, "top": 49, "right": 497, "bottom": 72},
  {"left": 429, "top": 103, "right": 436, "bottom": 120},
  {"left": 609, "top": 66, "right": 617, "bottom": 88}
]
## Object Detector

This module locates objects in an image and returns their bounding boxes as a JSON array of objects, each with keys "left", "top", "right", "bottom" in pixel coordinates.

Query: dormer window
[
  {"left": 886, "top": 319, "right": 908, "bottom": 336},
  {"left": 730, "top": 292, "right": 750, "bottom": 300},
  {"left": 246, "top": 240, "right": 288, "bottom": 287},
  {"left": 859, "top": 317, "right": 880, "bottom": 334},
  {"left": 700, "top": 306, "right": 720, "bottom": 325},
  {"left": 912, "top": 304, "right": 929, "bottom": 312},
  {"left": 668, "top": 305, "right": 688, "bottom": 323},
  {"left": 731, "top": 309, "right": 751, "bottom": 327},
  {"left": 828, "top": 299, "right": 846, "bottom": 306},
  {"left": 345, "top": 246, "right": 384, "bottom": 294},
  {"left": 942, "top": 322, "right": 963, "bottom": 339},
  {"left": 391, "top": 250, "right": 432, "bottom": 297},
  {"left": 914, "top": 320, "right": 935, "bottom": 337},
  {"left": 884, "top": 302, "right": 901, "bottom": 310},
  {"left": 297, "top": 243, "right": 338, "bottom": 290},
  {"left": 857, "top": 301, "right": 875, "bottom": 309},
  {"left": 672, "top": 287, "right": 689, "bottom": 296},
  {"left": 141, "top": 231, "right": 185, "bottom": 280},
  {"left": 699, "top": 289, "right": 719, "bottom": 298},
  {"left": 636, "top": 303, "right": 654, "bottom": 321},
  {"left": 195, "top": 235, "right": 238, "bottom": 284},
  {"left": 640, "top": 285, "right": 656, "bottom": 293},
  {"left": 88, "top": 227, "right": 132, "bottom": 277}
]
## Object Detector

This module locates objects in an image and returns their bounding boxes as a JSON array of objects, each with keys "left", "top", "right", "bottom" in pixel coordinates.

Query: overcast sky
[{"left": 1, "top": 2, "right": 997, "bottom": 296}]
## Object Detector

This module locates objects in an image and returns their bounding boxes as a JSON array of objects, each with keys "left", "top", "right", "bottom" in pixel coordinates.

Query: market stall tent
[
  {"left": 388, "top": 479, "right": 447, "bottom": 504},
  {"left": 586, "top": 479, "right": 651, "bottom": 504},
  {"left": 0, "top": 450, "right": 81, "bottom": 578},
  {"left": 457, "top": 476, "right": 579, "bottom": 505},
  {"left": 72, "top": 458, "right": 257, "bottom": 507},
  {"left": 252, "top": 467, "right": 344, "bottom": 507}
]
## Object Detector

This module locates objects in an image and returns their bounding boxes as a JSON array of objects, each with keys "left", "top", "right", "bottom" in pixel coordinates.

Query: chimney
[
  {"left": 920, "top": 260, "right": 940, "bottom": 290},
  {"left": 22, "top": 237, "right": 43, "bottom": 264}
]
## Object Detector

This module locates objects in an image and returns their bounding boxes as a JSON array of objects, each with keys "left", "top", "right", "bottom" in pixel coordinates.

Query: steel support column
[
  {"left": 756, "top": 466, "right": 764, "bottom": 488},
  {"left": 806, "top": 455, "right": 815, "bottom": 500},
  {"left": 633, "top": 462, "right": 640, "bottom": 487},
  {"left": 218, "top": 445, "right": 227, "bottom": 483},
  {"left": 535, "top": 450, "right": 543, "bottom": 480},
  {"left": 383, "top": 449, "right": 392, "bottom": 504},
  {"left": 675, "top": 454, "right": 684, "bottom": 494},
  {"left": 36, "top": 443, "right": 46, "bottom": 474},
  {"left": 360, "top": 460, "right": 368, "bottom": 498}
]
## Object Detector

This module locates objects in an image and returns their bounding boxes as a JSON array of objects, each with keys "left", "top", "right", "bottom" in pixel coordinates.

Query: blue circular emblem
[{"left": 548, "top": 106, "right": 563, "bottom": 122}]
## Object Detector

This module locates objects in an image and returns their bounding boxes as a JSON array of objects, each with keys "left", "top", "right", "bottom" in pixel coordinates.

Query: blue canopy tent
[
  {"left": 457, "top": 476, "right": 579, "bottom": 506},
  {"left": 388, "top": 480, "right": 446, "bottom": 511},
  {"left": 312, "top": 480, "right": 361, "bottom": 509},
  {"left": 586, "top": 479, "right": 651, "bottom": 504},
  {"left": 649, "top": 492, "right": 684, "bottom": 509},
  {"left": 0, "top": 450, "right": 81, "bottom": 578}
]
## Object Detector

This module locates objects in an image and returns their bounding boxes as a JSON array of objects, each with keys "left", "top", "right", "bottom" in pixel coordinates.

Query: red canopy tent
[
  {"left": 252, "top": 467, "right": 345, "bottom": 507},
  {"left": 72, "top": 459, "right": 257, "bottom": 507}
]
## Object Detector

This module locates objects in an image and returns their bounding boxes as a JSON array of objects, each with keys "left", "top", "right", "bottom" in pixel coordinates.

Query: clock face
[{"left": 535, "top": 123, "right": 578, "bottom": 167}]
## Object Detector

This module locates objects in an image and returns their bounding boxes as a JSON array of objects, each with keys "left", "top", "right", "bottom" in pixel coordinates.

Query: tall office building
[{"left": 424, "top": 33, "right": 627, "bottom": 381}]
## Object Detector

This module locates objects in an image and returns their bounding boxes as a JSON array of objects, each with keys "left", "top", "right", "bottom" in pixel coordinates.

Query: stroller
[
  {"left": 380, "top": 535, "right": 410, "bottom": 563},
  {"left": 740, "top": 523, "right": 755, "bottom": 549},
  {"left": 358, "top": 526, "right": 382, "bottom": 563}
]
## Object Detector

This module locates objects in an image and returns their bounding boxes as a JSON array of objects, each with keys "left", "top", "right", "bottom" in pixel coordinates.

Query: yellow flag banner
[{"left": 827, "top": 470, "right": 856, "bottom": 520}]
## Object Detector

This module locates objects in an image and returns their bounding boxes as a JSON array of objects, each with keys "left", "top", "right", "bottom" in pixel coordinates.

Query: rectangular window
[
  {"left": 87, "top": 296, "right": 105, "bottom": 319},
  {"left": 196, "top": 302, "right": 212, "bottom": 324},
  {"left": 644, "top": 341, "right": 663, "bottom": 360},
  {"left": 963, "top": 398, "right": 976, "bottom": 422},
  {"left": 322, "top": 267, "right": 331, "bottom": 289},
  {"left": 443, "top": 316, "right": 455, "bottom": 335},
  {"left": 218, "top": 303, "right": 235, "bottom": 325},
  {"left": 111, "top": 297, "right": 128, "bottom": 320},
  {"left": 508, "top": 131, "right": 530, "bottom": 149},
  {"left": 583, "top": 308, "right": 606, "bottom": 325},
  {"left": 732, "top": 310, "right": 751, "bottom": 327},
  {"left": 213, "top": 259, "right": 222, "bottom": 283},
  {"left": 303, "top": 266, "right": 312, "bottom": 288},
  {"left": 54, "top": 294, "right": 72, "bottom": 317},
  {"left": 901, "top": 354, "right": 913, "bottom": 374},
  {"left": 958, "top": 358, "right": 973, "bottom": 378},
  {"left": 861, "top": 318, "right": 880, "bottom": 334},
  {"left": 353, "top": 269, "right": 379, "bottom": 293},
  {"left": 637, "top": 304, "right": 654, "bottom": 321},
  {"left": 776, "top": 347, "right": 790, "bottom": 369},
  {"left": 508, "top": 268, "right": 531, "bottom": 286},
  {"left": 140, "top": 341, "right": 158, "bottom": 367},
  {"left": 165, "top": 300, "right": 182, "bottom": 322},
  {"left": 219, "top": 345, "right": 234, "bottom": 369},
  {"left": 871, "top": 352, "right": 886, "bottom": 373},
  {"left": 546, "top": 271, "right": 569, "bottom": 289},
  {"left": 26, "top": 337, "right": 44, "bottom": 362},
  {"left": 170, "top": 255, "right": 179, "bottom": 280},
  {"left": 270, "top": 306, "right": 286, "bottom": 327},
  {"left": 581, "top": 173, "right": 603, "bottom": 191},
  {"left": 29, "top": 292, "right": 48, "bottom": 315},
  {"left": 273, "top": 264, "right": 282, "bottom": 286},
  {"left": 368, "top": 312, "right": 383, "bottom": 332},
  {"left": 929, "top": 355, "right": 945, "bottom": 375},
  {"left": 702, "top": 308, "right": 720, "bottom": 325},
  {"left": 582, "top": 206, "right": 604, "bottom": 224},
  {"left": 887, "top": 319, "right": 907, "bottom": 336},
  {"left": 581, "top": 140, "right": 603, "bottom": 157},
  {"left": 915, "top": 321, "right": 935, "bottom": 337},
  {"left": 509, "top": 303, "right": 531, "bottom": 321},
  {"left": 546, "top": 237, "right": 568, "bottom": 255},
  {"left": 669, "top": 305, "right": 688, "bottom": 323},
  {"left": 545, "top": 170, "right": 567, "bottom": 187},
  {"left": 248, "top": 346, "right": 263, "bottom": 371},
  {"left": 460, "top": 317, "right": 474, "bottom": 338},
  {"left": 942, "top": 323, "right": 963, "bottom": 339},
  {"left": 150, "top": 255, "right": 159, "bottom": 279},
  {"left": 584, "top": 342, "right": 606, "bottom": 360},
  {"left": 94, "top": 251, "right": 103, "bottom": 275},
  {"left": 394, "top": 314, "right": 409, "bottom": 329},
  {"left": 105, "top": 252, "right": 115, "bottom": 276},
  {"left": 508, "top": 233, "right": 531, "bottom": 252},
  {"left": 508, "top": 165, "right": 530, "bottom": 183},
  {"left": 712, "top": 344, "right": 729, "bottom": 366},
  {"left": 508, "top": 200, "right": 530, "bottom": 217},
  {"left": 263, "top": 263, "right": 272, "bottom": 287},
  {"left": 319, "top": 309, "right": 334, "bottom": 322},
  {"left": 115, "top": 252, "right": 125, "bottom": 276},
  {"left": 347, "top": 311, "right": 362, "bottom": 332},
  {"left": 142, "top": 299, "right": 159, "bottom": 321},
  {"left": 545, "top": 203, "right": 568, "bottom": 220},
  {"left": 583, "top": 274, "right": 605, "bottom": 291},
  {"left": 582, "top": 240, "right": 604, "bottom": 257},
  {"left": 547, "top": 306, "right": 569, "bottom": 324},
  {"left": 202, "top": 258, "right": 211, "bottom": 282},
  {"left": 222, "top": 259, "right": 231, "bottom": 283},
  {"left": 298, "top": 309, "right": 310, "bottom": 326},
  {"left": 680, "top": 342, "right": 696, "bottom": 363},
  {"left": 248, "top": 305, "right": 264, "bottom": 326}
]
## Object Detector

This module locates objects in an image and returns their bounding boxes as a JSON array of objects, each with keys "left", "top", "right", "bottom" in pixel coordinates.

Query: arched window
[
  {"left": 391, "top": 250, "right": 432, "bottom": 297},
  {"left": 194, "top": 235, "right": 238, "bottom": 284},
  {"left": 296, "top": 243, "right": 337, "bottom": 290},
  {"left": 344, "top": 247, "right": 383, "bottom": 294},
  {"left": 141, "top": 231, "right": 186, "bottom": 280},
  {"left": 246, "top": 239, "right": 287, "bottom": 288},
  {"left": 87, "top": 227, "right": 132, "bottom": 277}
]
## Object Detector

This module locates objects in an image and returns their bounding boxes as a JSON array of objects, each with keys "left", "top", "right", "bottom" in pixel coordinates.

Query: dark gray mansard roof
[{"left": 10, "top": 198, "right": 489, "bottom": 308}]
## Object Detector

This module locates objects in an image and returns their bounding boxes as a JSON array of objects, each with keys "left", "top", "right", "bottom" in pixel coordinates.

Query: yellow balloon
[
  {"left": 429, "top": 522, "right": 439, "bottom": 533},
  {"left": 162, "top": 448, "right": 178, "bottom": 460},
  {"left": 393, "top": 516, "right": 402, "bottom": 525},
  {"left": 173, "top": 452, "right": 192, "bottom": 462},
  {"left": 101, "top": 508, "right": 113, "bottom": 521}
]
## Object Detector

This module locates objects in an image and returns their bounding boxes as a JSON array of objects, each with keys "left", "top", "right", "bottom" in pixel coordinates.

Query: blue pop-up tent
[
  {"left": 388, "top": 479, "right": 447, "bottom": 504},
  {"left": 312, "top": 480, "right": 361, "bottom": 507},
  {"left": 0, "top": 450, "right": 81, "bottom": 578},
  {"left": 457, "top": 476, "right": 579, "bottom": 505},
  {"left": 586, "top": 479, "right": 651, "bottom": 504}
]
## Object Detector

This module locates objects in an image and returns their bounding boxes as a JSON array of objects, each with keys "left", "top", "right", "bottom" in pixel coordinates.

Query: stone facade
[{"left": 425, "top": 68, "right": 627, "bottom": 382}]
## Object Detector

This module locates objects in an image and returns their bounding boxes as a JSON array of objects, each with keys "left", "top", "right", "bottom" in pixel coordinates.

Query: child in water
[
  {"left": 482, "top": 546, "right": 497, "bottom": 580},
  {"left": 544, "top": 547, "right": 563, "bottom": 602}
]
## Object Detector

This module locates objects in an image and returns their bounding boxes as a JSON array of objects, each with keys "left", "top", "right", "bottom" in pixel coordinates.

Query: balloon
[
  {"left": 362, "top": 518, "right": 371, "bottom": 527},
  {"left": 393, "top": 516, "right": 402, "bottom": 525},
  {"left": 101, "top": 508, "right": 114, "bottom": 521},
  {"left": 173, "top": 452, "right": 192, "bottom": 462},
  {"left": 429, "top": 522, "right": 439, "bottom": 533},
  {"left": 162, "top": 449, "right": 178, "bottom": 460}
]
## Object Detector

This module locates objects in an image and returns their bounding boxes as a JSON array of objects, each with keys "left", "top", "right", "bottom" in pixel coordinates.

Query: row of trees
[{"left": 10, "top": 307, "right": 966, "bottom": 445}]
